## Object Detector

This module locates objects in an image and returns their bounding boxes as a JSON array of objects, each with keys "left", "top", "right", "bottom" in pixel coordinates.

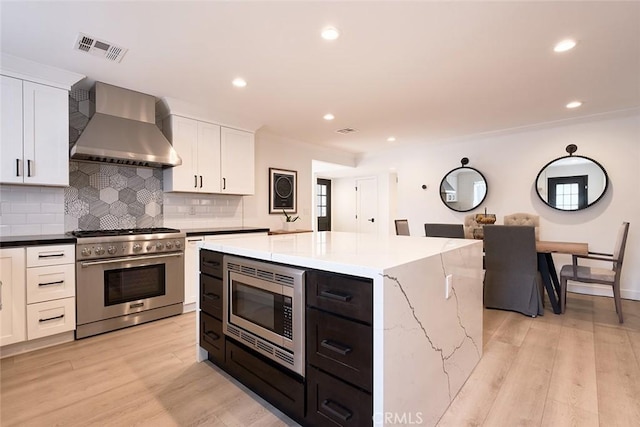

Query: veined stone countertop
[
  {"left": 199, "top": 230, "right": 480, "bottom": 277},
  {"left": 199, "top": 231, "right": 484, "bottom": 426}
]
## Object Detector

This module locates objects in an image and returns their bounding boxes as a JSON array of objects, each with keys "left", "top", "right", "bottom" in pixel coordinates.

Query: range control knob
[
  {"left": 95, "top": 246, "right": 105, "bottom": 256},
  {"left": 107, "top": 246, "right": 117, "bottom": 255},
  {"left": 165, "top": 241, "right": 173, "bottom": 249},
  {"left": 156, "top": 242, "right": 164, "bottom": 250},
  {"left": 146, "top": 244, "right": 153, "bottom": 251},
  {"left": 174, "top": 240, "right": 182, "bottom": 249},
  {"left": 132, "top": 243, "right": 142, "bottom": 253},
  {"left": 81, "top": 247, "right": 92, "bottom": 257}
]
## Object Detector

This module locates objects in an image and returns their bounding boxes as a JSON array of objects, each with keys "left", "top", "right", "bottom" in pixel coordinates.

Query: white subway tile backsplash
[
  {"left": 11, "top": 224, "right": 42, "bottom": 235},
  {"left": 27, "top": 213, "right": 58, "bottom": 224},
  {"left": 1, "top": 213, "right": 27, "bottom": 225},
  {"left": 10, "top": 202, "right": 42, "bottom": 213},
  {"left": 41, "top": 203, "right": 64, "bottom": 213},
  {"left": 41, "top": 223, "right": 65, "bottom": 235}
]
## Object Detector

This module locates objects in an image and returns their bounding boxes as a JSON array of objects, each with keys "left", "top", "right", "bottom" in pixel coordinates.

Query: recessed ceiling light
[
  {"left": 232, "top": 78, "right": 247, "bottom": 88},
  {"left": 566, "top": 101, "right": 583, "bottom": 109},
  {"left": 554, "top": 39, "right": 577, "bottom": 53},
  {"left": 323, "top": 113, "right": 335, "bottom": 121},
  {"left": 321, "top": 27, "right": 340, "bottom": 41},
  {"left": 387, "top": 137, "right": 396, "bottom": 142}
]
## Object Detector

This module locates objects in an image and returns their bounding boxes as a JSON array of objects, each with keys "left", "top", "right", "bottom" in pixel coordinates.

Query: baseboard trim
[
  {"left": 567, "top": 282, "right": 640, "bottom": 301},
  {"left": 0, "top": 331, "right": 74, "bottom": 359}
]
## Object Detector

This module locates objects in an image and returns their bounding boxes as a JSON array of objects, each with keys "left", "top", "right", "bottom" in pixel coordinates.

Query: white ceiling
[{"left": 1, "top": 1, "right": 639, "bottom": 154}]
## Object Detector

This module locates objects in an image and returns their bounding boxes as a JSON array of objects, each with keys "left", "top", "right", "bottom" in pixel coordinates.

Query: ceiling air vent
[
  {"left": 336, "top": 128, "right": 358, "bottom": 134},
  {"left": 74, "top": 33, "right": 128, "bottom": 63}
]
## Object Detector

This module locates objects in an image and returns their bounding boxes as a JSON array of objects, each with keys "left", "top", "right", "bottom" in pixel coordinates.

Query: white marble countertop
[{"left": 200, "top": 231, "right": 480, "bottom": 277}]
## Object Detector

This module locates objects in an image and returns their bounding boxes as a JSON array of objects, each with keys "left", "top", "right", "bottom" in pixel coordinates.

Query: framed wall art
[{"left": 269, "top": 168, "right": 297, "bottom": 214}]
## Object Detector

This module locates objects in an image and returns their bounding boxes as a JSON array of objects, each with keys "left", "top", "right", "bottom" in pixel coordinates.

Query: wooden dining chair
[
  {"left": 483, "top": 225, "right": 544, "bottom": 317},
  {"left": 394, "top": 219, "right": 410, "bottom": 236},
  {"left": 559, "top": 222, "right": 630, "bottom": 323},
  {"left": 424, "top": 223, "right": 465, "bottom": 238}
]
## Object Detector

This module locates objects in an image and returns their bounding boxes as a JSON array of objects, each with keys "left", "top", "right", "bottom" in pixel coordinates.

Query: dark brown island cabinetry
[
  {"left": 199, "top": 250, "right": 225, "bottom": 364},
  {"left": 199, "top": 250, "right": 373, "bottom": 426},
  {"left": 306, "top": 270, "right": 373, "bottom": 426}
]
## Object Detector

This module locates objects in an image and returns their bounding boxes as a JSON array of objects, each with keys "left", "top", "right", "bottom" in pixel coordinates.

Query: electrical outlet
[
  {"left": 188, "top": 206, "right": 196, "bottom": 215},
  {"left": 445, "top": 274, "right": 453, "bottom": 299}
]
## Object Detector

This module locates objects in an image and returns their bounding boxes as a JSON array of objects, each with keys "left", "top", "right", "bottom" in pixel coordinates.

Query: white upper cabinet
[
  {"left": 163, "top": 115, "right": 254, "bottom": 195},
  {"left": 220, "top": 126, "right": 255, "bottom": 195},
  {"left": 0, "top": 75, "right": 69, "bottom": 186}
]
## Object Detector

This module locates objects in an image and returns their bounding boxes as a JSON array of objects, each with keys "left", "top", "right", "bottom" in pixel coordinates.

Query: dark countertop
[
  {"left": 0, "top": 234, "right": 76, "bottom": 248},
  {"left": 182, "top": 227, "right": 270, "bottom": 237}
]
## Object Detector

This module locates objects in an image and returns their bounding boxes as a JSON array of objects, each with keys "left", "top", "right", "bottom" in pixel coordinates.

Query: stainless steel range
[{"left": 73, "top": 227, "right": 185, "bottom": 339}]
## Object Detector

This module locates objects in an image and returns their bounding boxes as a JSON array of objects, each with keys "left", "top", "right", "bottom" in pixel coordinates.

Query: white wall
[
  {"left": 351, "top": 111, "right": 640, "bottom": 300},
  {"left": 242, "top": 130, "right": 357, "bottom": 231}
]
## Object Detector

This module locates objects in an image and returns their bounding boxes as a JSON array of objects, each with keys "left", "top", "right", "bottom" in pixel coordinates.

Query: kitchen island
[{"left": 199, "top": 231, "right": 483, "bottom": 426}]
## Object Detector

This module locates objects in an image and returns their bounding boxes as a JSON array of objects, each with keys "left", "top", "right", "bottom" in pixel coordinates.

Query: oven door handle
[{"left": 80, "top": 252, "right": 183, "bottom": 267}]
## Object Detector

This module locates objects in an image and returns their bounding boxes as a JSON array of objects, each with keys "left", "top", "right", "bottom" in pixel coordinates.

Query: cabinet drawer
[
  {"left": 26, "top": 245, "right": 74, "bottom": 268},
  {"left": 200, "top": 250, "right": 223, "bottom": 278},
  {"left": 225, "top": 340, "right": 304, "bottom": 422},
  {"left": 26, "top": 263, "right": 75, "bottom": 304},
  {"left": 200, "top": 312, "right": 224, "bottom": 364},
  {"left": 307, "top": 308, "right": 373, "bottom": 391},
  {"left": 307, "top": 366, "right": 372, "bottom": 427},
  {"left": 307, "top": 270, "right": 373, "bottom": 324},
  {"left": 200, "top": 274, "right": 223, "bottom": 319},
  {"left": 26, "top": 297, "right": 75, "bottom": 340}
]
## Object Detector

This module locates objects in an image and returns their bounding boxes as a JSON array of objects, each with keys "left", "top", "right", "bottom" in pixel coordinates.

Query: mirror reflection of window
[{"left": 473, "top": 180, "right": 486, "bottom": 206}]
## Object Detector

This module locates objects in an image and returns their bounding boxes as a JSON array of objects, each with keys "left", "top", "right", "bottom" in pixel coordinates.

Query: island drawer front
[
  {"left": 307, "top": 307, "right": 372, "bottom": 392},
  {"left": 225, "top": 340, "right": 304, "bottom": 422},
  {"left": 306, "top": 271, "right": 373, "bottom": 324},
  {"left": 200, "top": 250, "right": 223, "bottom": 278},
  {"left": 200, "top": 312, "right": 224, "bottom": 364},
  {"left": 307, "top": 366, "right": 372, "bottom": 427},
  {"left": 200, "top": 274, "right": 223, "bottom": 318}
]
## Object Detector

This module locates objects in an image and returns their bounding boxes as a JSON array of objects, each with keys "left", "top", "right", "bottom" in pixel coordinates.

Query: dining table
[{"left": 535, "top": 240, "right": 589, "bottom": 314}]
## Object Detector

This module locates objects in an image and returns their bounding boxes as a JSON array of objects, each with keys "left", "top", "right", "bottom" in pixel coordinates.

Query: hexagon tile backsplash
[{"left": 66, "top": 161, "right": 163, "bottom": 231}]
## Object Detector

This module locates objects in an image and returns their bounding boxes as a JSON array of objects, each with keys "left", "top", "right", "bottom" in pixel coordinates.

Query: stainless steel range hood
[{"left": 70, "top": 82, "right": 181, "bottom": 168}]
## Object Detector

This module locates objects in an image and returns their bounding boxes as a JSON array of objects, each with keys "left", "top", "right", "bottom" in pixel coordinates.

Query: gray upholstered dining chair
[
  {"left": 394, "top": 219, "right": 410, "bottom": 236},
  {"left": 483, "top": 225, "right": 544, "bottom": 317},
  {"left": 424, "top": 223, "right": 465, "bottom": 238},
  {"left": 504, "top": 213, "right": 540, "bottom": 240},
  {"left": 559, "top": 222, "right": 630, "bottom": 323}
]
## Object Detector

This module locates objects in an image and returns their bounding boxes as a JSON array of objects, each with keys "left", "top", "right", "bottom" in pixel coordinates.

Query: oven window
[
  {"left": 232, "top": 282, "right": 284, "bottom": 334},
  {"left": 104, "top": 264, "right": 166, "bottom": 306}
]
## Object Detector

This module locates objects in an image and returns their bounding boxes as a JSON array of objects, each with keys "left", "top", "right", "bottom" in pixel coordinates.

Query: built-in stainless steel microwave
[{"left": 222, "top": 255, "right": 306, "bottom": 377}]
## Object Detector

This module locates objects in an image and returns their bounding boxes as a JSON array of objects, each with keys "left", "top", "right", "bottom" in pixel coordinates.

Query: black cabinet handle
[
  {"left": 320, "top": 290, "right": 352, "bottom": 302},
  {"left": 16, "top": 159, "right": 20, "bottom": 177},
  {"left": 39, "top": 314, "right": 64, "bottom": 323},
  {"left": 223, "top": 177, "right": 226, "bottom": 190},
  {"left": 27, "top": 159, "right": 32, "bottom": 177},
  {"left": 205, "top": 330, "right": 220, "bottom": 341},
  {"left": 199, "top": 175, "right": 203, "bottom": 188},
  {"left": 321, "top": 339, "right": 352, "bottom": 356},
  {"left": 38, "top": 253, "right": 65, "bottom": 258},
  {"left": 202, "top": 260, "right": 221, "bottom": 270},
  {"left": 38, "top": 280, "right": 64, "bottom": 287},
  {"left": 321, "top": 399, "right": 352, "bottom": 422},
  {"left": 194, "top": 175, "right": 198, "bottom": 188},
  {"left": 204, "top": 292, "right": 220, "bottom": 301}
]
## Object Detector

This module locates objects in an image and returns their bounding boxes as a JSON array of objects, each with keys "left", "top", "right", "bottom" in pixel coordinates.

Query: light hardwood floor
[{"left": 1, "top": 293, "right": 639, "bottom": 426}]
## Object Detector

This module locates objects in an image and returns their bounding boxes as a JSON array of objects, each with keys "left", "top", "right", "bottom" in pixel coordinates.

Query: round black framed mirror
[
  {"left": 535, "top": 145, "right": 609, "bottom": 211},
  {"left": 439, "top": 158, "right": 488, "bottom": 212}
]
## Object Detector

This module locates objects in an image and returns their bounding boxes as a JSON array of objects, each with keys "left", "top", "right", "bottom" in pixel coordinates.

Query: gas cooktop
[{"left": 71, "top": 227, "right": 182, "bottom": 238}]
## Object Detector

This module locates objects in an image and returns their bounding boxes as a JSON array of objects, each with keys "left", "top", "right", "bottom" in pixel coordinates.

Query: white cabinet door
[
  {"left": 0, "top": 76, "right": 69, "bottom": 186},
  {"left": 184, "top": 236, "right": 204, "bottom": 307},
  {"left": 1, "top": 76, "right": 25, "bottom": 184},
  {"left": 220, "top": 127, "right": 255, "bottom": 195},
  {"left": 197, "top": 121, "right": 221, "bottom": 193},
  {"left": 0, "top": 248, "right": 26, "bottom": 346},
  {"left": 163, "top": 115, "right": 198, "bottom": 192},
  {"left": 23, "top": 81, "right": 69, "bottom": 186}
]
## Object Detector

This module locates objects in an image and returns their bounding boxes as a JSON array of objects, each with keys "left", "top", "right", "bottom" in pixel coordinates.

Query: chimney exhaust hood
[{"left": 70, "top": 82, "right": 181, "bottom": 168}]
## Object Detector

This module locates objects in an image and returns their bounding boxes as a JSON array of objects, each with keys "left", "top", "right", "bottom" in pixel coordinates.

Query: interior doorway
[
  {"left": 356, "top": 177, "right": 378, "bottom": 234},
  {"left": 316, "top": 178, "right": 332, "bottom": 231}
]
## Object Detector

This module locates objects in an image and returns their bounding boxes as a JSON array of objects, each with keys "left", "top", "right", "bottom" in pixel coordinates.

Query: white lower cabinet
[
  {"left": 25, "top": 244, "right": 76, "bottom": 340},
  {"left": 184, "top": 236, "right": 204, "bottom": 308},
  {"left": 0, "top": 248, "right": 27, "bottom": 346}
]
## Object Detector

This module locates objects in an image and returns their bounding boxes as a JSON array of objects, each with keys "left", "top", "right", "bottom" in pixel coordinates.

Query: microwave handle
[{"left": 80, "top": 252, "right": 182, "bottom": 267}]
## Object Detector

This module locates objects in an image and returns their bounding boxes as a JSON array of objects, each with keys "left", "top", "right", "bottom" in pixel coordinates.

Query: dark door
[
  {"left": 548, "top": 175, "right": 588, "bottom": 210},
  {"left": 317, "top": 178, "right": 332, "bottom": 231}
]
